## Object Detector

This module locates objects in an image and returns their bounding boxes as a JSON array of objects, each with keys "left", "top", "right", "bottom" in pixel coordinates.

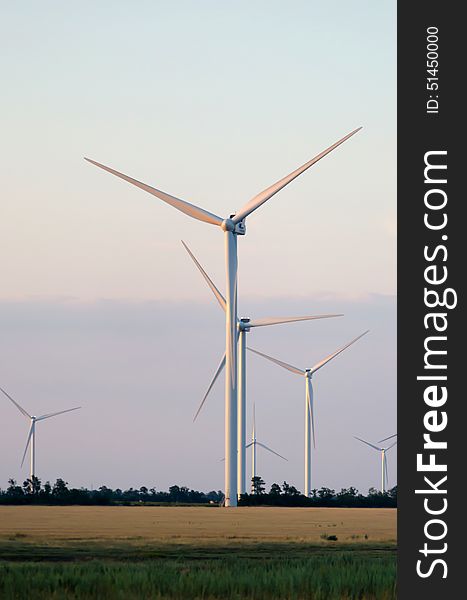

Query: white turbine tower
[
  {"left": 249, "top": 331, "right": 368, "bottom": 497},
  {"left": 354, "top": 436, "right": 397, "bottom": 493},
  {"left": 85, "top": 127, "right": 361, "bottom": 506},
  {"left": 1, "top": 386, "right": 81, "bottom": 482},
  {"left": 182, "top": 240, "right": 341, "bottom": 497},
  {"left": 247, "top": 403, "right": 287, "bottom": 493}
]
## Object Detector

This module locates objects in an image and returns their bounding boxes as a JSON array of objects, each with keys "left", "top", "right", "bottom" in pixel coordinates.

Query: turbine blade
[
  {"left": 354, "top": 436, "right": 381, "bottom": 452},
  {"left": 307, "top": 378, "right": 316, "bottom": 448},
  {"left": 84, "top": 158, "right": 223, "bottom": 227},
  {"left": 245, "top": 442, "right": 253, "bottom": 449},
  {"left": 0, "top": 386, "right": 31, "bottom": 419},
  {"left": 181, "top": 241, "right": 226, "bottom": 311},
  {"left": 248, "top": 314, "right": 343, "bottom": 328},
  {"left": 386, "top": 440, "right": 398, "bottom": 451},
  {"left": 256, "top": 441, "right": 288, "bottom": 461},
  {"left": 378, "top": 433, "right": 397, "bottom": 443},
  {"left": 252, "top": 402, "right": 256, "bottom": 439},
  {"left": 232, "top": 127, "right": 362, "bottom": 224},
  {"left": 248, "top": 347, "right": 304, "bottom": 376},
  {"left": 193, "top": 354, "right": 226, "bottom": 421},
  {"left": 20, "top": 422, "right": 34, "bottom": 467},
  {"left": 36, "top": 406, "right": 81, "bottom": 421},
  {"left": 310, "top": 330, "right": 369, "bottom": 374}
]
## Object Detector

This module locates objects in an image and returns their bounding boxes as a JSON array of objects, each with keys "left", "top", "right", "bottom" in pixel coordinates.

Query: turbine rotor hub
[{"left": 221, "top": 218, "right": 235, "bottom": 232}]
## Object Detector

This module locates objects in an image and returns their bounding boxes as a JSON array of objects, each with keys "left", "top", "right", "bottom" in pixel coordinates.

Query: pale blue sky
[{"left": 1, "top": 1, "right": 396, "bottom": 492}]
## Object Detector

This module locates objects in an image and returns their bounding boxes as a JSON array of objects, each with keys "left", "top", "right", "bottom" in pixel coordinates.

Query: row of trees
[
  {"left": 0, "top": 476, "right": 396, "bottom": 507},
  {"left": 0, "top": 477, "right": 223, "bottom": 505},
  {"left": 241, "top": 476, "right": 397, "bottom": 507}
]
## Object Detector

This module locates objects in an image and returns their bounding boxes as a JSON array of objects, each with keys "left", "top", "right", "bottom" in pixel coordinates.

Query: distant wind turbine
[
  {"left": 354, "top": 436, "right": 397, "bottom": 492},
  {"left": 249, "top": 331, "right": 368, "bottom": 497},
  {"left": 85, "top": 127, "right": 361, "bottom": 506},
  {"left": 246, "top": 403, "right": 287, "bottom": 493},
  {"left": 1, "top": 386, "right": 81, "bottom": 482},
  {"left": 182, "top": 240, "right": 341, "bottom": 498}
]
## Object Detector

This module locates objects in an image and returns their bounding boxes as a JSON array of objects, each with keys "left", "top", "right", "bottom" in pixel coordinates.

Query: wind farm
[
  {"left": 0, "top": 125, "right": 393, "bottom": 504},
  {"left": 84, "top": 127, "right": 361, "bottom": 506},
  {"left": 1, "top": 126, "right": 396, "bottom": 599},
  {"left": 183, "top": 239, "right": 341, "bottom": 497},
  {"left": 0, "top": 8, "right": 398, "bottom": 600}
]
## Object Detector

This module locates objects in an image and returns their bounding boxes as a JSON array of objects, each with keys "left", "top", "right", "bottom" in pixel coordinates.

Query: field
[{"left": 0, "top": 506, "right": 397, "bottom": 599}]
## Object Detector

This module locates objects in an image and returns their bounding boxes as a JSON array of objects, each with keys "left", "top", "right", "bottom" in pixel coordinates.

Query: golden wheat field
[{"left": 0, "top": 506, "right": 396, "bottom": 545}]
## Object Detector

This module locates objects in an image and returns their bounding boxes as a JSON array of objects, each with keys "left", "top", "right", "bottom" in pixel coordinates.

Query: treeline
[
  {"left": 0, "top": 476, "right": 396, "bottom": 507},
  {"left": 0, "top": 477, "right": 223, "bottom": 505},
  {"left": 239, "top": 478, "right": 397, "bottom": 507}
]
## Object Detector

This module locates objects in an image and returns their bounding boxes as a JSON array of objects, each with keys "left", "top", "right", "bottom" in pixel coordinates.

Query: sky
[{"left": 0, "top": 1, "right": 396, "bottom": 493}]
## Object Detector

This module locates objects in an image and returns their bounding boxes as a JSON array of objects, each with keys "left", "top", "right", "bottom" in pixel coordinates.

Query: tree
[
  {"left": 52, "top": 479, "right": 69, "bottom": 501},
  {"left": 269, "top": 483, "right": 282, "bottom": 496},
  {"left": 282, "top": 481, "right": 300, "bottom": 497},
  {"left": 42, "top": 481, "right": 52, "bottom": 497},
  {"left": 6, "top": 479, "right": 23, "bottom": 499},
  {"left": 23, "top": 476, "right": 41, "bottom": 496},
  {"left": 317, "top": 487, "right": 335, "bottom": 501},
  {"left": 251, "top": 476, "right": 265, "bottom": 495}
]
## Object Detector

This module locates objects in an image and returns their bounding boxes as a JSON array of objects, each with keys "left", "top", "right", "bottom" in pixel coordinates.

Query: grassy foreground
[{"left": 0, "top": 506, "right": 396, "bottom": 599}]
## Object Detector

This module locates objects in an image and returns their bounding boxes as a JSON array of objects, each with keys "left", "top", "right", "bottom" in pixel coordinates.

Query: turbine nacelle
[
  {"left": 233, "top": 216, "right": 246, "bottom": 235},
  {"left": 222, "top": 216, "right": 246, "bottom": 235},
  {"left": 239, "top": 318, "right": 251, "bottom": 332}
]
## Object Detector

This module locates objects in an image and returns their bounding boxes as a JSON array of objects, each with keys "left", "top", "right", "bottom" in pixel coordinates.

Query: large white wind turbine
[
  {"left": 354, "top": 436, "right": 397, "bottom": 493},
  {"left": 1, "top": 386, "right": 81, "bottom": 482},
  {"left": 249, "top": 331, "right": 368, "bottom": 497},
  {"left": 246, "top": 403, "right": 287, "bottom": 493},
  {"left": 85, "top": 127, "right": 361, "bottom": 506},
  {"left": 182, "top": 240, "right": 341, "bottom": 497}
]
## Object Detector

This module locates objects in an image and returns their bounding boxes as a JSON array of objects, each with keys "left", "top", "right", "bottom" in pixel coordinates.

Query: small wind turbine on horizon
[
  {"left": 354, "top": 435, "right": 397, "bottom": 493},
  {"left": 247, "top": 403, "right": 287, "bottom": 493},
  {"left": 85, "top": 127, "right": 361, "bottom": 506},
  {"left": 182, "top": 240, "right": 341, "bottom": 498},
  {"left": 248, "top": 331, "right": 368, "bottom": 497},
  {"left": 0, "top": 386, "right": 81, "bottom": 482}
]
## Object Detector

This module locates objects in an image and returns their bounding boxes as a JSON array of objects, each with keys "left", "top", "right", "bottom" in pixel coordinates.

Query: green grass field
[{"left": 0, "top": 506, "right": 397, "bottom": 599}]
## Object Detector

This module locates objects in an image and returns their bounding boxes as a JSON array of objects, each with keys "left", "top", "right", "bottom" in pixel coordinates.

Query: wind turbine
[
  {"left": 249, "top": 330, "right": 368, "bottom": 497},
  {"left": 85, "top": 127, "right": 361, "bottom": 506},
  {"left": 1, "top": 386, "right": 81, "bottom": 482},
  {"left": 247, "top": 403, "right": 287, "bottom": 493},
  {"left": 182, "top": 240, "right": 341, "bottom": 497},
  {"left": 354, "top": 436, "right": 397, "bottom": 492}
]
